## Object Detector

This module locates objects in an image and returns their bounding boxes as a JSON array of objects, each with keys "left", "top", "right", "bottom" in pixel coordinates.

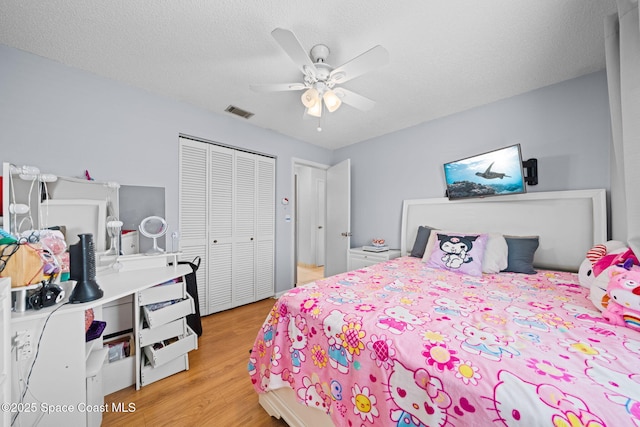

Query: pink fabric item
[{"left": 249, "top": 257, "right": 640, "bottom": 427}]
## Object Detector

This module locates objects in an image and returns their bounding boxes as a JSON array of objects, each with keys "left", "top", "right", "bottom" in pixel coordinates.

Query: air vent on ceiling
[{"left": 225, "top": 105, "right": 254, "bottom": 119}]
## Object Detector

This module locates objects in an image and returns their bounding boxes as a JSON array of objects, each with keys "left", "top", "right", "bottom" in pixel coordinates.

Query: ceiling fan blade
[
  {"left": 271, "top": 28, "right": 317, "bottom": 78},
  {"left": 333, "top": 88, "right": 376, "bottom": 111},
  {"left": 329, "top": 45, "right": 389, "bottom": 84},
  {"left": 250, "top": 83, "right": 307, "bottom": 93}
]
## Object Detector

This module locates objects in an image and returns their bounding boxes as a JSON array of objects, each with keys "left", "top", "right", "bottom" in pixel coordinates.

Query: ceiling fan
[{"left": 250, "top": 28, "right": 389, "bottom": 119}]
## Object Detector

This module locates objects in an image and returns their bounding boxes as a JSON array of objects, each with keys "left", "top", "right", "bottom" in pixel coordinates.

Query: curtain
[{"left": 605, "top": 0, "right": 640, "bottom": 255}]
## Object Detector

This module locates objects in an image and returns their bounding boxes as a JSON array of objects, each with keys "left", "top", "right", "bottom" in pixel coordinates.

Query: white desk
[{"left": 10, "top": 264, "right": 191, "bottom": 427}]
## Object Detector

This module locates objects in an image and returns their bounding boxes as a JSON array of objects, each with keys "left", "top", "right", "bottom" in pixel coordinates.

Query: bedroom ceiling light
[
  {"left": 301, "top": 88, "right": 319, "bottom": 108},
  {"left": 306, "top": 99, "right": 323, "bottom": 118},
  {"left": 323, "top": 90, "right": 341, "bottom": 112},
  {"left": 301, "top": 84, "right": 341, "bottom": 116},
  {"left": 251, "top": 28, "right": 388, "bottom": 126}
]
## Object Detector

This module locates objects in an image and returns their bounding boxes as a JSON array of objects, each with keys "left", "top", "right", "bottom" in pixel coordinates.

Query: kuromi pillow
[
  {"left": 426, "top": 232, "right": 488, "bottom": 276},
  {"left": 422, "top": 229, "right": 505, "bottom": 273}
]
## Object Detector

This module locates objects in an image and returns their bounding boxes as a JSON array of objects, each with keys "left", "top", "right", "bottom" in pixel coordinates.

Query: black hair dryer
[{"left": 69, "top": 233, "right": 103, "bottom": 303}]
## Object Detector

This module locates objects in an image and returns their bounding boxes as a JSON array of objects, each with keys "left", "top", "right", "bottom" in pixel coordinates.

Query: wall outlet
[{"left": 14, "top": 330, "right": 33, "bottom": 361}]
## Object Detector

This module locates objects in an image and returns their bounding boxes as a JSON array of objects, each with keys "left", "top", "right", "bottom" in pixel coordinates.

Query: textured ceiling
[{"left": 0, "top": 1, "right": 617, "bottom": 150}]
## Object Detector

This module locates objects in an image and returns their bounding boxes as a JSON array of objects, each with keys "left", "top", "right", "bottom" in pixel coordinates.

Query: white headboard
[{"left": 401, "top": 189, "right": 607, "bottom": 272}]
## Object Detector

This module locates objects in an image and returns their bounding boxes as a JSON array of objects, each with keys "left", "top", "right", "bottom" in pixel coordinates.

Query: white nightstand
[{"left": 348, "top": 248, "right": 402, "bottom": 270}]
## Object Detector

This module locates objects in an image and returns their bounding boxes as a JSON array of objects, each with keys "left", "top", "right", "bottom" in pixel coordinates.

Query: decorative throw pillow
[
  {"left": 426, "top": 232, "right": 488, "bottom": 276},
  {"left": 502, "top": 235, "right": 539, "bottom": 274},
  {"left": 421, "top": 229, "right": 441, "bottom": 262},
  {"left": 410, "top": 225, "right": 436, "bottom": 257},
  {"left": 482, "top": 233, "right": 509, "bottom": 273}
]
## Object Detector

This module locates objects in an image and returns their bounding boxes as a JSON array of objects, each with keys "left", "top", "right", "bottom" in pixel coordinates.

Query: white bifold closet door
[
  {"left": 179, "top": 138, "right": 275, "bottom": 316},
  {"left": 179, "top": 139, "right": 209, "bottom": 316}
]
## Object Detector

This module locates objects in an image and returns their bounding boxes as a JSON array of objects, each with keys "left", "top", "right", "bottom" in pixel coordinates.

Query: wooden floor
[
  {"left": 103, "top": 298, "right": 288, "bottom": 427},
  {"left": 297, "top": 265, "right": 324, "bottom": 285}
]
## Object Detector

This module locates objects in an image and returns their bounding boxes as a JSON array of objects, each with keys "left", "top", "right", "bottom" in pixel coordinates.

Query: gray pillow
[
  {"left": 502, "top": 235, "right": 539, "bottom": 274},
  {"left": 410, "top": 225, "right": 435, "bottom": 257}
]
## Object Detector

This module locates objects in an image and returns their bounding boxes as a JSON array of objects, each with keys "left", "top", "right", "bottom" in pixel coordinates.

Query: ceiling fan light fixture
[
  {"left": 307, "top": 99, "right": 323, "bottom": 117},
  {"left": 253, "top": 29, "right": 388, "bottom": 124},
  {"left": 301, "top": 88, "right": 319, "bottom": 108},
  {"left": 323, "top": 90, "right": 342, "bottom": 113}
]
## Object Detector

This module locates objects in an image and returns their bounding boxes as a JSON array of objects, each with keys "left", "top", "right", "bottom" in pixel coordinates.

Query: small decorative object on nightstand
[
  {"left": 362, "top": 238, "right": 389, "bottom": 253},
  {"left": 348, "top": 248, "right": 401, "bottom": 270}
]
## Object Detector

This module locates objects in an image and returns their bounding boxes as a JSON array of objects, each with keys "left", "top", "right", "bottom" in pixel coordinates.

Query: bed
[{"left": 249, "top": 189, "right": 640, "bottom": 426}]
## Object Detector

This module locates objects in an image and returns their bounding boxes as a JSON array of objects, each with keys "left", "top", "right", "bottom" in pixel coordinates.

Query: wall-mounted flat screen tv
[{"left": 443, "top": 144, "right": 526, "bottom": 200}]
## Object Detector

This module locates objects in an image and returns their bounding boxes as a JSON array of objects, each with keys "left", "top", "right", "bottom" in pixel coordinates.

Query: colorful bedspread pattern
[{"left": 249, "top": 257, "right": 640, "bottom": 426}]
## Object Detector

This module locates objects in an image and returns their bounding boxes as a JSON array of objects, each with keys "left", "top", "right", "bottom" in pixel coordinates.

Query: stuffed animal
[
  {"left": 578, "top": 241, "right": 628, "bottom": 311},
  {"left": 38, "top": 230, "right": 67, "bottom": 278},
  {"left": 593, "top": 247, "right": 639, "bottom": 277},
  {"left": 602, "top": 266, "right": 640, "bottom": 330}
]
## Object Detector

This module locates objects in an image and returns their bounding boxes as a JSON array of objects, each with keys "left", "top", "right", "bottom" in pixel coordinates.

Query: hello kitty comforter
[{"left": 248, "top": 256, "right": 640, "bottom": 426}]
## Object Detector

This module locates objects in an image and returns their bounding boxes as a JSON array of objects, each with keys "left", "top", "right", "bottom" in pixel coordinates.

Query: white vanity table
[
  {"left": 1, "top": 278, "right": 10, "bottom": 427},
  {"left": 10, "top": 263, "right": 193, "bottom": 427},
  {"left": 2, "top": 161, "right": 190, "bottom": 426}
]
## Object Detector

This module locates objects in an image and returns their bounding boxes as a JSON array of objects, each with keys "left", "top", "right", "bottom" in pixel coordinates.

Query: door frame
[
  {"left": 315, "top": 177, "right": 326, "bottom": 267},
  {"left": 291, "top": 158, "right": 329, "bottom": 286}
]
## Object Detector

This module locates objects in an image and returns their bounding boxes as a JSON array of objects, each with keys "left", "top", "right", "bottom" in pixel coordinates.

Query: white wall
[
  {"left": 334, "top": 71, "right": 612, "bottom": 249},
  {"left": 0, "top": 44, "right": 332, "bottom": 294}
]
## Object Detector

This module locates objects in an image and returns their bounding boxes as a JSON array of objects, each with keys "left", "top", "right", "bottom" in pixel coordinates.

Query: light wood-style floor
[
  {"left": 297, "top": 265, "right": 324, "bottom": 285},
  {"left": 102, "top": 298, "right": 288, "bottom": 427}
]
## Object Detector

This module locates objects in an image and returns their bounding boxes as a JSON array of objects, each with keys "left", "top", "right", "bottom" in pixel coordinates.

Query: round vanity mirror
[{"left": 138, "top": 216, "right": 168, "bottom": 255}]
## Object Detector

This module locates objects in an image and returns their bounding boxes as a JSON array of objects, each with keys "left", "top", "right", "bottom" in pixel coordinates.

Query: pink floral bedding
[{"left": 248, "top": 257, "right": 640, "bottom": 426}]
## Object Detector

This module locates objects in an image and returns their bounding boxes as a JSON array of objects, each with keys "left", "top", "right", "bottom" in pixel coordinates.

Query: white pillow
[
  {"left": 422, "top": 229, "right": 507, "bottom": 273},
  {"left": 482, "top": 233, "right": 508, "bottom": 273}
]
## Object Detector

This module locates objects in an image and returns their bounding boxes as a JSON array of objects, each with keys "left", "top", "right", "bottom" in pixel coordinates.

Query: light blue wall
[
  {"left": 333, "top": 71, "right": 611, "bottom": 249},
  {"left": 0, "top": 44, "right": 612, "bottom": 292},
  {"left": 0, "top": 44, "right": 332, "bottom": 294}
]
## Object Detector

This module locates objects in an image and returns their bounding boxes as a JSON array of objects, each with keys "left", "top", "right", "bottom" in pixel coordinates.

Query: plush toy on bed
[
  {"left": 602, "top": 265, "right": 640, "bottom": 330},
  {"left": 578, "top": 241, "right": 639, "bottom": 311}
]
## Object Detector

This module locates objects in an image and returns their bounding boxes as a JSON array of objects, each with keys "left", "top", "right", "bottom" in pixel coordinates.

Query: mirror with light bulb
[
  {"left": 2, "top": 162, "right": 167, "bottom": 257},
  {"left": 1, "top": 162, "right": 120, "bottom": 253}
]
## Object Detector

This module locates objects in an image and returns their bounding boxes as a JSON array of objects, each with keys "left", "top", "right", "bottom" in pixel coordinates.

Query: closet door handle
[
  {"left": 213, "top": 240, "right": 218, "bottom": 244},
  {"left": 250, "top": 237, "right": 254, "bottom": 241}
]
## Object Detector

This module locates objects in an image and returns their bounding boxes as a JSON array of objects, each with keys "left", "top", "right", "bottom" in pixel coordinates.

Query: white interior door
[
  {"left": 325, "top": 159, "right": 351, "bottom": 277},
  {"left": 179, "top": 138, "right": 209, "bottom": 315},
  {"left": 208, "top": 144, "right": 235, "bottom": 314},
  {"left": 232, "top": 151, "right": 256, "bottom": 307},
  {"left": 255, "top": 155, "right": 275, "bottom": 300}
]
